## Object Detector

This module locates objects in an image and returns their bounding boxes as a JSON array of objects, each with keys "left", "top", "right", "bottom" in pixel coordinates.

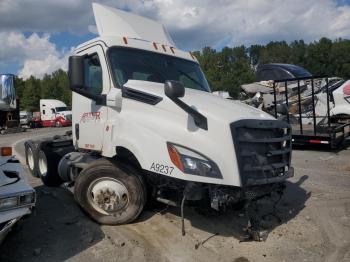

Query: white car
[{"left": 0, "top": 147, "right": 35, "bottom": 244}]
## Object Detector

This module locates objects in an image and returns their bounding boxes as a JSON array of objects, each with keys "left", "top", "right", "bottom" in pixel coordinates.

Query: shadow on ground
[{"left": 0, "top": 185, "right": 104, "bottom": 262}]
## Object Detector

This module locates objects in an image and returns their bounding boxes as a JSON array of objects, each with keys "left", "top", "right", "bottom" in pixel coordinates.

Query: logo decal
[{"left": 80, "top": 112, "right": 101, "bottom": 123}]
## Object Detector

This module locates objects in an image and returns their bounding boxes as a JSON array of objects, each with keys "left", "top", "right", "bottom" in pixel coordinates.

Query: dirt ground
[{"left": 0, "top": 128, "right": 349, "bottom": 262}]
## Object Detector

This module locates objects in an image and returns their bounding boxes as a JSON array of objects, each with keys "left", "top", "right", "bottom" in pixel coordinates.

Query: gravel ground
[{"left": 0, "top": 127, "right": 349, "bottom": 262}]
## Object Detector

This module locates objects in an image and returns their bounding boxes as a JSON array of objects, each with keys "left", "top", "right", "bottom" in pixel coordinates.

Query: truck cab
[{"left": 26, "top": 3, "right": 293, "bottom": 240}]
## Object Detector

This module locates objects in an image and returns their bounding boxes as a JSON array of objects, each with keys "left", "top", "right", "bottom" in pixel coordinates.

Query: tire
[
  {"left": 25, "top": 142, "right": 39, "bottom": 177},
  {"left": 74, "top": 159, "right": 147, "bottom": 225},
  {"left": 55, "top": 121, "right": 62, "bottom": 128},
  {"left": 37, "top": 147, "right": 64, "bottom": 187}
]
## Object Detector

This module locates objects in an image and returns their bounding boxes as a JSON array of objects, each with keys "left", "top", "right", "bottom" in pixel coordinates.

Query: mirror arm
[{"left": 171, "top": 97, "right": 208, "bottom": 130}]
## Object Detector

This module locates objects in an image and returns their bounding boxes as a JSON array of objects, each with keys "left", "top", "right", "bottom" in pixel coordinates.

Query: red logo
[{"left": 80, "top": 112, "right": 101, "bottom": 123}]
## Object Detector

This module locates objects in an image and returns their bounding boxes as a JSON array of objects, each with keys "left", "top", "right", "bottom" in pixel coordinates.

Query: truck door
[{"left": 73, "top": 45, "right": 108, "bottom": 151}]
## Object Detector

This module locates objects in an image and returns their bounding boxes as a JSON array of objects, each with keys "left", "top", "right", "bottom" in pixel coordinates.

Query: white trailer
[{"left": 25, "top": 3, "right": 294, "bottom": 241}]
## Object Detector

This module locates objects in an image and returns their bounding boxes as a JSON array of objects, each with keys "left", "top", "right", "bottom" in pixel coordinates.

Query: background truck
[
  {"left": 19, "top": 111, "right": 33, "bottom": 127},
  {"left": 31, "top": 99, "right": 72, "bottom": 128},
  {"left": 25, "top": 3, "right": 294, "bottom": 240},
  {"left": 0, "top": 74, "right": 25, "bottom": 135}
]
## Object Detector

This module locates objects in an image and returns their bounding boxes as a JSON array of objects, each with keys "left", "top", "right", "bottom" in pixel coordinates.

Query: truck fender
[{"left": 112, "top": 122, "right": 169, "bottom": 171}]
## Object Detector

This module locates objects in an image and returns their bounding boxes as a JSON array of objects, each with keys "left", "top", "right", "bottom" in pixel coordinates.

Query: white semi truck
[
  {"left": 25, "top": 3, "right": 293, "bottom": 240},
  {"left": 38, "top": 99, "right": 72, "bottom": 127}
]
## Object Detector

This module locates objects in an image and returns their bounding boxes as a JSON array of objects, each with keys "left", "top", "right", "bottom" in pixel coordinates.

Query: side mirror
[
  {"left": 68, "top": 55, "right": 106, "bottom": 106},
  {"left": 276, "top": 104, "right": 288, "bottom": 115},
  {"left": 68, "top": 56, "right": 85, "bottom": 90},
  {"left": 0, "top": 74, "right": 15, "bottom": 103},
  {"left": 164, "top": 80, "right": 185, "bottom": 98}
]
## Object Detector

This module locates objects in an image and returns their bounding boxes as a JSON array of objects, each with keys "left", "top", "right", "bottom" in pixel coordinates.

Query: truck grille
[{"left": 230, "top": 119, "right": 292, "bottom": 186}]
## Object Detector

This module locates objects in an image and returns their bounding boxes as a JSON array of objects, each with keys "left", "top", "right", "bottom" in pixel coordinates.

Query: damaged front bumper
[{"left": 0, "top": 156, "right": 36, "bottom": 245}]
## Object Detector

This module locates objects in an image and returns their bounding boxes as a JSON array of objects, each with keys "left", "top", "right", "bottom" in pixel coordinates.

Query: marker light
[
  {"left": 167, "top": 143, "right": 222, "bottom": 179},
  {"left": 167, "top": 144, "right": 184, "bottom": 171},
  {"left": 123, "top": 37, "right": 128, "bottom": 44},
  {"left": 0, "top": 147, "right": 12, "bottom": 156},
  {"left": 153, "top": 42, "right": 158, "bottom": 50}
]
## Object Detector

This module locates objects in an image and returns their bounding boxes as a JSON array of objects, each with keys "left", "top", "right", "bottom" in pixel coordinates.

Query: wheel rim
[
  {"left": 38, "top": 152, "right": 48, "bottom": 177},
  {"left": 87, "top": 177, "right": 129, "bottom": 215},
  {"left": 27, "top": 147, "right": 34, "bottom": 171}
]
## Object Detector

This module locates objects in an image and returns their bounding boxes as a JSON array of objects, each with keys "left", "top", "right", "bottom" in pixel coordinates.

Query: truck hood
[{"left": 124, "top": 80, "right": 274, "bottom": 123}]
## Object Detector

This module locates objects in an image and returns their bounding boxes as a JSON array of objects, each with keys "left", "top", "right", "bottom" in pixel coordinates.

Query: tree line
[
  {"left": 15, "top": 69, "right": 71, "bottom": 111},
  {"left": 194, "top": 37, "right": 350, "bottom": 97},
  {"left": 15, "top": 37, "right": 350, "bottom": 110}
]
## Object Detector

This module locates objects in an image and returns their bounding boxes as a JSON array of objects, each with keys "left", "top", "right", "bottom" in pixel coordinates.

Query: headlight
[
  {"left": 0, "top": 197, "right": 18, "bottom": 210},
  {"left": 167, "top": 143, "right": 222, "bottom": 178},
  {"left": 0, "top": 192, "right": 35, "bottom": 211}
]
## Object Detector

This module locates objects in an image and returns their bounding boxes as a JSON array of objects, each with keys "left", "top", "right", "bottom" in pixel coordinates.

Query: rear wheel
[
  {"left": 37, "top": 148, "right": 63, "bottom": 187},
  {"left": 55, "top": 121, "right": 62, "bottom": 128},
  {"left": 74, "top": 159, "right": 146, "bottom": 225},
  {"left": 25, "top": 142, "right": 39, "bottom": 177}
]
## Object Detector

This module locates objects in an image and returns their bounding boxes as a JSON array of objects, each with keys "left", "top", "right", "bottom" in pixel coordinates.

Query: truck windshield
[
  {"left": 56, "top": 107, "right": 67, "bottom": 112},
  {"left": 108, "top": 47, "right": 210, "bottom": 92}
]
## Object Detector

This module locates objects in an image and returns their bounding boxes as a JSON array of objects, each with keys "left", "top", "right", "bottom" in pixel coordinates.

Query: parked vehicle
[
  {"left": 19, "top": 111, "right": 33, "bottom": 127},
  {"left": 256, "top": 63, "right": 312, "bottom": 81},
  {"left": 0, "top": 147, "right": 36, "bottom": 244},
  {"left": 25, "top": 3, "right": 294, "bottom": 241},
  {"left": 31, "top": 99, "right": 72, "bottom": 128},
  {"left": 0, "top": 74, "right": 25, "bottom": 135},
  {"left": 241, "top": 64, "right": 350, "bottom": 148},
  {"left": 271, "top": 76, "right": 350, "bottom": 148}
]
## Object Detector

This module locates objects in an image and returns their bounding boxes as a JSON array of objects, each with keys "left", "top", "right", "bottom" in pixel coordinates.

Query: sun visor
[{"left": 92, "top": 3, "right": 175, "bottom": 47}]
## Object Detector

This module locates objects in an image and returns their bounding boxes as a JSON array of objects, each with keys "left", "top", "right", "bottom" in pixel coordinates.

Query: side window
[
  {"left": 84, "top": 54, "right": 103, "bottom": 95},
  {"left": 42, "top": 110, "right": 45, "bottom": 115}
]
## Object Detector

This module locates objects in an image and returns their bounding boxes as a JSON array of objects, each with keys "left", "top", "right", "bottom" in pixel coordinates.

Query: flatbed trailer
[{"left": 271, "top": 76, "right": 350, "bottom": 148}]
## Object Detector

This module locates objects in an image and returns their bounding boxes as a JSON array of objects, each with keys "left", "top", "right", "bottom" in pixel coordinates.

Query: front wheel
[{"left": 74, "top": 159, "right": 146, "bottom": 225}]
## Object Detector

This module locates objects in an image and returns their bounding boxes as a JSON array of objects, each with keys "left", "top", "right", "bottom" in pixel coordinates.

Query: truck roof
[
  {"left": 40, "top": 99, "right": 67, "bottom": 107},
  {"left": 75, "top": 3, "right": 197, "bottom": 63},
  {"left": 92, "top": 3, "right": 175, "bottom": 47}
]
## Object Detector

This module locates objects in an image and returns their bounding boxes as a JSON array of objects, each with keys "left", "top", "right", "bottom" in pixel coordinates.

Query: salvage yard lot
[{"left": 0, "top": 128, "right": 349, "bottom": 262}]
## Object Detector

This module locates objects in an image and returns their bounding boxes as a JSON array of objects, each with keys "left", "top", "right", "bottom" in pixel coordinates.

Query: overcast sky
[{"left": 0, "top": 0, "right": 350, "bottom": 79}]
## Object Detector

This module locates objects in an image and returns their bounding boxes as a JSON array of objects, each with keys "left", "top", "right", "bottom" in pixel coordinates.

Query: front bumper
[
  {"left": 245, "top": 167, "right": 294, "bottom": 186},
  {"left": 0, "top": 156, "right": 36, "bottom": 244},
  {"left": 0, "top": 217, "right": 20, "bottom": 245}
]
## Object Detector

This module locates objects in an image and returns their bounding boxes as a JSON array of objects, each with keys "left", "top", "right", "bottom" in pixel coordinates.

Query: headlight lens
[
  {"left": 0, "top": 192, "right": 35, "bottom": 211},
  {"left": 167, "top": 143, "right": 222, "bottom": 178},
  {"left": 0, "top": 197, "right": 18, "bottom": 210}
]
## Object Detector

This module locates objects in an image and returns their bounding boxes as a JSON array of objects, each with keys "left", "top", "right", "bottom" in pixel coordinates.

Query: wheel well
[{"left": 116, "top": 147, "right": 142, "bottom": 170}]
